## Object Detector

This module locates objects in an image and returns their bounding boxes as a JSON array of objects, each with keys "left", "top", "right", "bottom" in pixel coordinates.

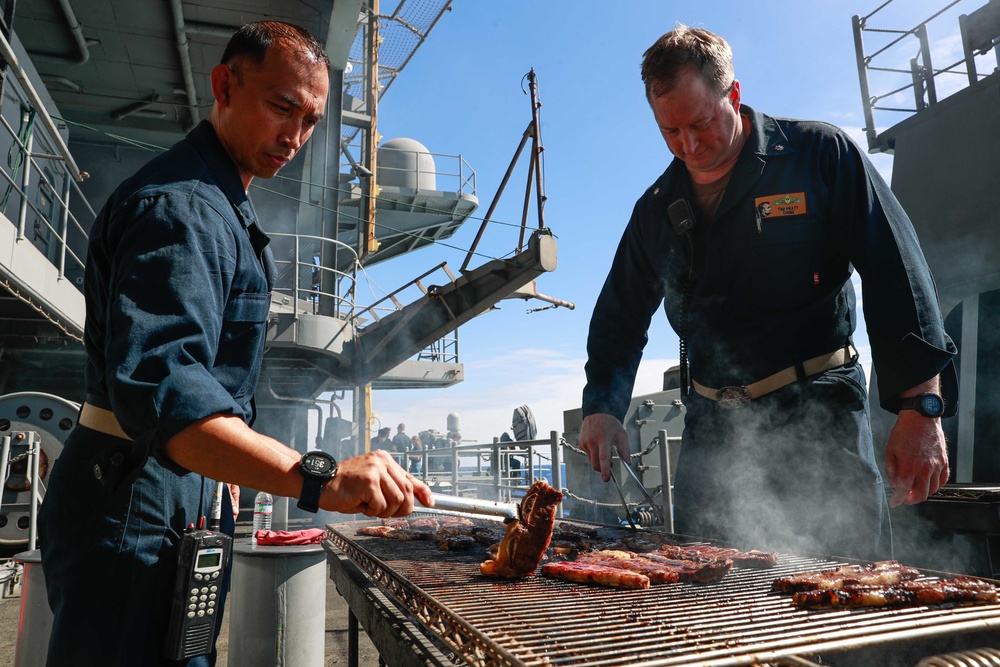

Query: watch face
[
  {"left": 303, "top": 452, "right": 334, "bottom": 475},
  {"left": 922, "top": 394, "right": 944, "bottom": 416}
]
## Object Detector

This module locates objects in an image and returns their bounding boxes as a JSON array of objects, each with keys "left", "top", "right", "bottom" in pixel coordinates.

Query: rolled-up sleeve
[
  {"left": 829, "top": 133, "right": 958, "bottom": 415},
  {"left": 105, "top": 190, "right": 249, "bottom": 441}
]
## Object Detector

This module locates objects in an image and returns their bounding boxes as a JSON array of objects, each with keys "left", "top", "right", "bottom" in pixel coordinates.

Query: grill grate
[{"left": 325, "top": 521, "right": 1000, "bottom": 667}]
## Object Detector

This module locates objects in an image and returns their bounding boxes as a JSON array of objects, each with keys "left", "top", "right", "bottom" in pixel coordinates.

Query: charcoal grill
[{"left": 324, "top": 519, "right": 1000, "bottom": 667}]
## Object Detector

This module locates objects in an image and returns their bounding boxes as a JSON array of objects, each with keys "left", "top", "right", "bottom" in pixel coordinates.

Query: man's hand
[
  {"left": 579, "top": 413, "right": 630, "bottom": 482},
  {"left": 227, "top": 484, "right": 240, "bottom": 522},
  {"left": 884, "top": 410, "right": 949, "bottom": 507},
  {"left": 322, "top": 450, "right": 433, "bottom": 518}
]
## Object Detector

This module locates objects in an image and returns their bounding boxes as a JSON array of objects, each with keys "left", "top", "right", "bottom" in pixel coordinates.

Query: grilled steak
[
  {"left": 541, "top": 561, "right": 651, "bottom": 590},
  {"left": 436, "top": 534, "right": 477, "bottom": 551},
  {"left": 480, "top": 481, "right": 563, "bottom": 579},
  {"left": 792, "top": 576, "right": 999, "bottom": 609},
  {"left": 656, "top": 544, "right": 777, "bottom": 568},
  {"left": 772, "top": 560, "right": 921, "bottom": 593},
  {"left": 574, "top": 550, "right": 682, "bottom": 584}
]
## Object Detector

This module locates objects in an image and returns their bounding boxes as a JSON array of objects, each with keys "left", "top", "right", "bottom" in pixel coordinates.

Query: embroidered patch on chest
[{"left": 754, "top": 192, "right": 807, "bottom": 218}]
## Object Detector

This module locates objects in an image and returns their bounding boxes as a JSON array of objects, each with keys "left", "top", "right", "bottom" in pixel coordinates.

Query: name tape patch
[{"left": 754, "top": 192, "right": 807, "bottom": 218}]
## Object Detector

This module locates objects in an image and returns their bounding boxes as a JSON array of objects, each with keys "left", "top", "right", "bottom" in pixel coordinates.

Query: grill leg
[{"left": 349, "top": 609, "right": 359, "bottom": 667}]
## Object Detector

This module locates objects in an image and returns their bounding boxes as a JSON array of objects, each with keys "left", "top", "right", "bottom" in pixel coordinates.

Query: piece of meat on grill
[
  {"left": 437, "top": 534, "right": 477, "bottom": 551},
  {"left": 408, "top": 517, "right": 441, "bottom": 532},
  {"left": 629, "top": 551, "right": 732, "bottom": 583},
  {"left": 792, "top": 577, "right": 1000, "bottom": 609},
  {"left": 541, "top": 561, "right": 651, "bottom": 590},
  {"left": 574, "top": 550, "right": 681, "bottom": 584},
  {"left": 356, "top": 525, "right": 397, "bottom": 538},
  {"left": 655, "top": 544, "right": 778, "bottom": 569},
  {"left": 480, "top": 481, "right": 563, "bottom": 579},
  {"left": 772, "top": 560, "right": 921, "bottom": 593}
]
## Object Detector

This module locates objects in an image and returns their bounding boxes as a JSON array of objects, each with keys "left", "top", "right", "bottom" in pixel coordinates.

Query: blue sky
[{"left": 351, "top": 0, "right": 977, "bottom": 444}]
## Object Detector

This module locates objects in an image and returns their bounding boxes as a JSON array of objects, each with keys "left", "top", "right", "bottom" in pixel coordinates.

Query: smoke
[{"left": 674, "top": 367, "right": 887, "bottom": 561}]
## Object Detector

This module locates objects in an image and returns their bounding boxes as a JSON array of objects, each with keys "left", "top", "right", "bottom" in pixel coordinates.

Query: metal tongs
[
  {"left": 609, "top": 457, "right": 662, "bottom": 530},
  {"left": 422, "top": 493, "right": 520, "bottom": 522}
]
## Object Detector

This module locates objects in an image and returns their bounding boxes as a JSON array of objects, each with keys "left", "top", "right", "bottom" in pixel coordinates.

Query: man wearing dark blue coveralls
[
  {"left": 38, "top": 22, "right": 433, "bottom": 666},
  {"left": 579, "top": 26, "right": 957, "bottom": 560}
]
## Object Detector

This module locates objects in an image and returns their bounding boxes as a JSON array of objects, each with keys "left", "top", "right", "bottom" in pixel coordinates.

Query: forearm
[
  {"left": 163, "top": 414, "right": 303, "bottom": 498},
  {"left": 899, "top": 375, "right": 940, "bottom": 398}
]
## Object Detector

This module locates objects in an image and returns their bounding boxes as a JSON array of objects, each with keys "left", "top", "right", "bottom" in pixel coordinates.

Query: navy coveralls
[
  {"left": 583, "top": 106, "right": 957, "bottom": 559},
  {"left": 39, "top": 121, "right": 274, "bottom": 666}
]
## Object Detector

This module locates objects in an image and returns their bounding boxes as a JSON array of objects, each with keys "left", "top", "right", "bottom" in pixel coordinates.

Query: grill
[{"left": 324, "top": 519, "right": 1000, "bottom": 667}]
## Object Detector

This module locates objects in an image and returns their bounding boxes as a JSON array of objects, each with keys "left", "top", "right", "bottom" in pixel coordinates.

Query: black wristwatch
[
  {"left": 897, "top": 393, "right": 945, "bottom": 418},
  {"left": 296, "top": 451, "right": 338, "bottom": 513}
]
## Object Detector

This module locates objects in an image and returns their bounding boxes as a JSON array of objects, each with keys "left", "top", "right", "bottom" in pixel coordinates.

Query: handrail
[
  {"left": 852, "top": 0, "right": 996, "bottom": 152},
  {"left": 267, "top": 232, "right": 359, "bottom": 318},
  {"left": 0, "top": 32, "right": 87, "bottom": 182}
]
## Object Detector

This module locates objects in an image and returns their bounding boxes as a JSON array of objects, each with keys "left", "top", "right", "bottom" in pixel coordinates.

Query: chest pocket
[
  {"left": 219, "top": 292, "right": 271, "bottom": 400},
  {"left": 749, "top": 217, "right": 828, "bottom": 312}
]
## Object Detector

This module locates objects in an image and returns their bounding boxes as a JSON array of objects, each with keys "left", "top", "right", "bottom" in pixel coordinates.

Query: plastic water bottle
[{"left": 252, "top": 491, "right": 273, "bottom": 543}]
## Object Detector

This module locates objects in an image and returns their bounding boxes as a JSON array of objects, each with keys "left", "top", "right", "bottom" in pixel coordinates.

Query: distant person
[
  {"left": 373, "top": 426, "right": 393, "bottom": 451},
  {"left": 37, "top": 21, "right": 431, "bottom": 667},
  {"left": 392, "top": 423, "right": 411, "bottom": 453},
  {"left": 408, "top": 434, "right": 423, "bottom": 473},
  {"left": 579, "top": 25, "right": 956, "bottom": 560}
]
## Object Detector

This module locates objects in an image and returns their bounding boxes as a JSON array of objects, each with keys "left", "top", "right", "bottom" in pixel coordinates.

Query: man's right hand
[
  {"left": 322, "top": 449, "right": 433, "bottom": 518},
  {"left": 579, "top": 413, "right": 630, "bottom": 483}
]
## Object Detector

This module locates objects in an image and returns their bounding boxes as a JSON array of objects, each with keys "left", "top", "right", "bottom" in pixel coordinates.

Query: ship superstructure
[{"left": 0, "top": 0, "right": 559, "bottom": 546}]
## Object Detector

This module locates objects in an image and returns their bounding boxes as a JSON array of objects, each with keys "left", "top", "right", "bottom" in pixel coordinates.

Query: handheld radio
[{"left": 163, "top": 482, "right": 233, "bottom": 660}]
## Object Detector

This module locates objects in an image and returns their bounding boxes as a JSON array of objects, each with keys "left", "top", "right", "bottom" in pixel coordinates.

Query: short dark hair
[
  {"left": 221, "top": 20, "right": 330, "bottom": 78},
  {"left": 641, "top": 25, "right": 733, "bottom": 102}
]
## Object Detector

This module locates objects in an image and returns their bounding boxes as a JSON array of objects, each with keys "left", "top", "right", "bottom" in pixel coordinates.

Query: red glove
[{"left": 254, "top": 528, "right": 326, "bottom": 546}]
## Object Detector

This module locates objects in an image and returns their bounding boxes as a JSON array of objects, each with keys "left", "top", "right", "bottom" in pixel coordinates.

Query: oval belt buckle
[{"left": 716, "top": 386, "right": 751, "bottom": 409}]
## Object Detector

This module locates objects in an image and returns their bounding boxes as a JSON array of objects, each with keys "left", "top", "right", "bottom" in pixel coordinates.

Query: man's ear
[
  {"left": 211, "top": 64, "right": 234, "bottom": 107},
  {"left": 729, "top": 79, "right": 741, "bottom": 109}
]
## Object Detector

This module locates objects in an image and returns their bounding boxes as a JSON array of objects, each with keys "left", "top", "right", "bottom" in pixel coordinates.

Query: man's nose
[
  {"left": 679, "top": 130, "right": 699, "bottom": 155},
  {"left": 279, "top": 122, "right": 306, "bottom": 150}
]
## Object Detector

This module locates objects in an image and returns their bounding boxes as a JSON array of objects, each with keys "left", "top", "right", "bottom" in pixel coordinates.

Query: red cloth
[{"left": 254, "top": 528, "right": 326, "bottom": 545}]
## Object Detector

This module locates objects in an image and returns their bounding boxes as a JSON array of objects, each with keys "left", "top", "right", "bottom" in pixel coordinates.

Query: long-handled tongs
[
  {"left": 609, "top": 457, "right": 663, "bottom": 529},
  {"left": 422, "top": 493, "right": 520, "bottom": 522}
]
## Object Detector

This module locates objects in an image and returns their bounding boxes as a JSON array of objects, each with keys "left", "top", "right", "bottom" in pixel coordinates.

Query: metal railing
[
  {"left": 340, "top": 144, "right": 477, "bottom": 199},
  {"left": 853, "top": 0, "right": 1000, "bottom": 152},
  {"left": 385, "top": 431, "right": 565, "bottom": 517},
  {"left": 0, "top": 58, "right": 93, "bottom": 297},
  {"left": 267, "top": 232, "right": 359, "bottom": 319}
]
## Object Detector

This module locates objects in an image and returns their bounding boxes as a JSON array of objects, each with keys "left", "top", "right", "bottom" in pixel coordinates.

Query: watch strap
[
  {"left": 297, "top": 477, "right": 324, "bottom": 513},
  {"left": 897, "top": 393, "right": 944, "bottom": 417}
]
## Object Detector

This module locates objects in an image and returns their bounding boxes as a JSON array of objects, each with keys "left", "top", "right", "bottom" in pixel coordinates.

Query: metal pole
[
  {"left": 0, "top": 435, "right": 11, "bottom": 516},
  {"left": 16, "top": 128, "right": 32, "bottom": 239},
  {"left": 527, "top": 69, "right": 546, "bottom": 231},
  {"left": 915, "top": 23, "right": 937, "bottom": 106},
  {"left": 492, "top": 438, "right": 501, "bottom": 502},
  {"left": 851, "top": 15, "right": 880, "bottom": 152},
  {"left": 450, "top": 445, "right": 458, "bottom": 491},
  {"left": 658, "top": 429, "right": 674, "bottom": 533},
  {"left": 549, "top": 431, "right": 562, "bottom": 519},
  {"left": 57, "top": 173, "right": 70, "bottom": 279},
  {"left": 460, "top": 123, "right": 532, "bottom": 273},
  {"left": 29, "top": 432, "right": 40, "bottom": 550}
]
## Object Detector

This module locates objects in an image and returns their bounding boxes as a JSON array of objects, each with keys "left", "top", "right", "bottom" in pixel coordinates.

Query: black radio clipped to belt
[{"left": 163, "top": 481, "right": 232, "bottom": 660}]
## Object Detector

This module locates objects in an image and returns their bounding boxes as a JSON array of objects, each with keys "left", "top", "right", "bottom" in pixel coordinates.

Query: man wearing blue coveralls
[{"left": 38, "top": 21, "right": 433, "bottom": 666}]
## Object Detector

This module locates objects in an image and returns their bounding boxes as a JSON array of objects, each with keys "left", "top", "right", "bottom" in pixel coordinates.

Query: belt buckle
[{"left": 716, "top": 386, "right": 751, "bottom": 409}]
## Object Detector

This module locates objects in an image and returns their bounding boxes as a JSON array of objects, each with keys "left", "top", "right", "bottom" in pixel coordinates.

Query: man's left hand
[{"left": 884, "top": 411, "right": 949, "bottom": 507}]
